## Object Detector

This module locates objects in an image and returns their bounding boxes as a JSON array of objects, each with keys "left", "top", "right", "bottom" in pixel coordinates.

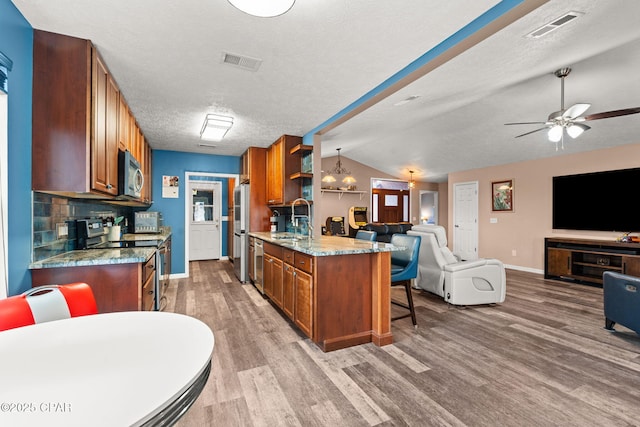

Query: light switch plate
[
  {"left": 56, "top": 223, "right": 68, "bottom": 238},
  {"left": 490, "top": 218, "right": 498, "bottom": 223}
]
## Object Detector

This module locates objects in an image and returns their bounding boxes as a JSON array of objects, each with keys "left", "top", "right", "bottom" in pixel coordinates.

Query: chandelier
[{"left": 322, "top": 148, "right": 356, "bottom": 186}]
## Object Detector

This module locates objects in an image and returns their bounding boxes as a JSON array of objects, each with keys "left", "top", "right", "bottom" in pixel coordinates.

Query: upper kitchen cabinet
[
  {"left": 241, "top": 147, "right": 270, "bottom": 232},
  {"left": 266, "top": 135, "right": 304, "bottom": 205},
  {"left": 32, "top": 30, "right": 145, "bottom": 199}
]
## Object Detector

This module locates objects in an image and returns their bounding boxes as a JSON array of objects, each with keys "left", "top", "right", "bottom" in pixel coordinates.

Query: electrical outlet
[
  {"left": 56, "top": 223, "right": 68, "bottom": 239},
  {"left": 490, "top": 218, "right": 498, "bottom": 223},
  {"left": 512, "top": 249, "right": 517, "bottom": 256}
]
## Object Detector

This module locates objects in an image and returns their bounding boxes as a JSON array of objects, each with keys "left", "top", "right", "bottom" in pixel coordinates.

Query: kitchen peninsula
[
  {"left": 29, "top": 230, "right": 172, "bottom": 313},
  {"left": 250, "top": 232, "right": 399, "bottom": 352}
]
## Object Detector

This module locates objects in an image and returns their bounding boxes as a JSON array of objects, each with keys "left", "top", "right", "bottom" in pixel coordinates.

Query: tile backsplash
[{"left": 32, "top": 192, "right": 134, "bottom": 262}]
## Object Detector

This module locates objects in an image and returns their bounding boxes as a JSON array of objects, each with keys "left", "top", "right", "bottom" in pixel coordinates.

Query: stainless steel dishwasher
[{"left": 254, "top": 239, "right": 264, "bottom": 294}]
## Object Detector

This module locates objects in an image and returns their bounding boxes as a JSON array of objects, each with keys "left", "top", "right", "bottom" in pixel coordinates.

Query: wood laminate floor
[{"left": 167, "top": 260, "right": 640, "bottom": 427}]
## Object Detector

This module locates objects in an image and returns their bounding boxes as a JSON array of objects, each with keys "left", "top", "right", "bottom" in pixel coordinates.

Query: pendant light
[{"left": 408, "top": 170, "right": 415, "bottom": 189}]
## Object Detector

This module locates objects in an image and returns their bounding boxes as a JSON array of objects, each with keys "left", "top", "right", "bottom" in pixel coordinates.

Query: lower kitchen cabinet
[
  {"left": 282, "top": 261, "right": 295, "bottom": 319},
  {"left": 30, "top": 253, "right": 157, "bottom": 313},
  {"left": 293, "top": 268, "right": 313, "bottom": 338}
]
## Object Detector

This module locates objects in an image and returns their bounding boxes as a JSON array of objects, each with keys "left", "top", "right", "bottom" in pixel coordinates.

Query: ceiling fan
[{"left": 505, "top": 67, "right": 640, "bottom": 150}]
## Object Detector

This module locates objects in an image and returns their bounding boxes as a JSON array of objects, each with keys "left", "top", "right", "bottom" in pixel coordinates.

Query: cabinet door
[
  {"left": 264, "top": 254, "right": 275, "bottom": 298},
  {"left": 282, "top": 263, "right": 295, "bottom": 320},
  {"left": 91, "top": 52, "right": 119, "bottom": 195},
  {"left": 294, "top": 269, "right": 313, "bottom": 338},
  {"left": 241, "top": 150, "right": 250, "bottom": 183},
  {"left": 547, "top": 248, "right": 571, "bottom": 277},
  {"left": 622, "top": 256, "right": 640, "bottom": 276},
  {"left": 272, "top": 257, "right": 283, "bottom": 308},
  {"left": 267, "top": 138, "right": 284, "bottom": 204},
  {"left": 118, "top": 96, "right": 129, "bottom": 152}
]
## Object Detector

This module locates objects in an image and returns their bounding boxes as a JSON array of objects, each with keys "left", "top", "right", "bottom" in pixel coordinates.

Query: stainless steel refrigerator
[{"left": 233, "top": 184, "right": 249, "bottom": 282}]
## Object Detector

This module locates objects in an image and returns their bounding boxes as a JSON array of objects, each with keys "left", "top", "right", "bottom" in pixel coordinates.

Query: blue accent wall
[
  {"left": 151, "top": 150, "right": 240, "bottom": 276},
  {"left": 1, "top": 0, "right": 33, "bottom": 295}
]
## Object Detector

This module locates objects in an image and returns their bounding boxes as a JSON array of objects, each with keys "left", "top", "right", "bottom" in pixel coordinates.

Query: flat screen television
[{"left": 552, "top": 167, "right": 640, "bottom": 232}]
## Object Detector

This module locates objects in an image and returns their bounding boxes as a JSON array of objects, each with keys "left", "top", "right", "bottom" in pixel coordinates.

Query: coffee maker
[{"left": 269, "top": 210, "right": 286, "bottom": 232}]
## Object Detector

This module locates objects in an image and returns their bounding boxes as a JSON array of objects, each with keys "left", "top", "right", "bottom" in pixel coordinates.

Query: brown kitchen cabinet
[
  {"left": 32, "top": 30, "right": 119, "bottom": 197},
  {"left": 32, "top": 30, "right": 150, "bottom": 202},
  {"left": 283, "top": 261, "right": 295, "bottom": 320},
  {"left": 241, "top": 147, "right": 271, "bottom": 232},
  {"left": 263, "top": 242, "right": 283, "bottom": 306},
  {"left": 30, "top": 253, "right": 157, "bottom": 313},
  {"left": 141, "top": 252, "right": 157, "bottom": 311},
  {"left": 266, "top": 135, "right": 304, "bottom": 205}
]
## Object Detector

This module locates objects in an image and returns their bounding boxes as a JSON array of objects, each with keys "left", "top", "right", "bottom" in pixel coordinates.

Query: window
[{"left": 0, "top": 51, "right": 10, "bottom": 298}]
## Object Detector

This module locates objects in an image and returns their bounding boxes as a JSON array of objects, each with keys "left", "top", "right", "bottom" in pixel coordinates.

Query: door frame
[
  {"left": 184, "top": 172, "right": 239, "bottom": 271},
  {"left": 419, "top": 190, "right": 438, "bottom": 225}
]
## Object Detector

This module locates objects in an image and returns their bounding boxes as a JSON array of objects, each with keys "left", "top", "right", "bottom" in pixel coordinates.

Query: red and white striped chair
[{"left": 0, "top": 283, "right": 98, "bottom": 332}]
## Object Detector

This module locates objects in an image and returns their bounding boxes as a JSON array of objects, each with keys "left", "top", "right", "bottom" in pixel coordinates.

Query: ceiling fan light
[
  {"left": 567, "top": 123, "right": 589, "bottom": 138},
  {"left": 227, "top": 0, "right": 295, "bottom": 17},
  {"left": 548, "top": 125, "right": 563, "bottom": 143}
]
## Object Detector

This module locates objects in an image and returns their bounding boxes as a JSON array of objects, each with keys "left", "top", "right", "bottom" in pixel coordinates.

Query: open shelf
[
  {"left": 320, "top": 189, "right": 367, "bottom": 200},
  {"left": 289, "top": 143, "right": 313, "bottom": 155}
]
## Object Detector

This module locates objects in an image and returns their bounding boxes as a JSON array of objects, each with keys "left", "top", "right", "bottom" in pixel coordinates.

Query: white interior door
[
  {"left": 189, "top": 180, "right": 222, "bottom": 261},
  {"left": 453, "top": 181, "right": 478, "bottom": 261}
]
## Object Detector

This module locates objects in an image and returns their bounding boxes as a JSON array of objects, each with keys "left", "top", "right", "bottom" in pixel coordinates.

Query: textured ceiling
[{"left": 11, "top": 0, "right": 640, "bottom": 182}]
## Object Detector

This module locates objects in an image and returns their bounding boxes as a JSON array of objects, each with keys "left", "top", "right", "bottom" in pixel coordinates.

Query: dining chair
[
  {"left": 0, "top": 282, "right": 98, "bottom": 332},
  {"left": 355, "top": 230, "right": 377, "bottom": 241},
  {"left": 390, "top": 234, "right": 421, "bottom": 326}
]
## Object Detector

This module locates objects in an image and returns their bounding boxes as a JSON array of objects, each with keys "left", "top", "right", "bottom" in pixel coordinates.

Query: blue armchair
[
  {"left": 390, "top": 234, "right": 421, "bottom": 326},
  {"left": 603, "top": 271, "right": 640, "bottom": 334}
]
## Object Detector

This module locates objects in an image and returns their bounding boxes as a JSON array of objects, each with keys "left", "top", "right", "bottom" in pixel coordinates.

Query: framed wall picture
[{"left": 492, "top": 179, "right": 513, "bottom": 212}]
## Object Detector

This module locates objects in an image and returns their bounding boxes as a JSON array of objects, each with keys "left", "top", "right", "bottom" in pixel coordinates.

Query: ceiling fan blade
[
  {"left": 504, "top": 121, "right": 547, "bottom": 126},
  {"left": 514, "top": 127, "right": 548, "bottom": 138},
  {"left": 562, "top": 103, "right": 590, "bottom": 119},
  {"left": 584, "top": 107, "right": 640, "bottom": 121}
]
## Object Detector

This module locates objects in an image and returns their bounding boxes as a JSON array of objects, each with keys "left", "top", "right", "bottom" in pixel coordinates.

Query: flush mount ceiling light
[
  {"left": 200, "top": 114, "right": 233, "bottom": 141},
  {"left": 227, "top": 0, "right": 295, "bottom": 17}
]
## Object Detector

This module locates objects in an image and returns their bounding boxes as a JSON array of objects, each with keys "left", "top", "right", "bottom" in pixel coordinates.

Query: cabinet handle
[
  {"left": 107, "top": 184, "right": 113, "bottom": 189},
  {"left": 148, "top": 290, "right": 154, "bottom": 295}
]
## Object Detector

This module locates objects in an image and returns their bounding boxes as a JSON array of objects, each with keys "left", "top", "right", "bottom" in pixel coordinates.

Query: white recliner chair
[{"left": 407, "top": 225, "right": 506, "bottom": 305}]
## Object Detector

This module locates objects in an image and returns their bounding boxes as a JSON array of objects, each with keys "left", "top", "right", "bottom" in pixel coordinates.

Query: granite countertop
[
  {"left": 29, "top": 230, "right": 171, "bottom": 269},
  {"left": 249, "top": 231, "right": 401, "bottom": 256}
]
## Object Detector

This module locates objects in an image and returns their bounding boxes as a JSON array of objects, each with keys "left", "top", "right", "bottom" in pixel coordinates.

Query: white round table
[{"left": 0, "top": 311, "right": 214, "bottom": 426}]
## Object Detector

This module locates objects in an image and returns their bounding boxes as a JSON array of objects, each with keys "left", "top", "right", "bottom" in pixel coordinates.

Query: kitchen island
[{"left": 250, "top": 232, "right": 400, "bottom": 352}]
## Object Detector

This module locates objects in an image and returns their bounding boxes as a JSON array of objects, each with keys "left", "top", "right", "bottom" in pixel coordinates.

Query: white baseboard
[{"left": 504, "top": 264, "right": 544, "bottom": 275}]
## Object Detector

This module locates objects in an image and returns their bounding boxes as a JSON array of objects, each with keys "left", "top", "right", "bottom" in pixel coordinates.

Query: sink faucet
[{"left": 291, "top": 198, "right": 313, "bottom": 240}]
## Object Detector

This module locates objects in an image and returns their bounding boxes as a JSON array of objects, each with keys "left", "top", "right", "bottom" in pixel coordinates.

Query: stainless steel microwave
[{"left": 118, "top": 150, "right": 143, "bottom": 199}]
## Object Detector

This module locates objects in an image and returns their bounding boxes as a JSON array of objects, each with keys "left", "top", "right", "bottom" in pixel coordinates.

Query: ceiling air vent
[
  {"left": 526, "top": 11, "right": 584, "bottom": 39},
  {"left": 222, "top": 52, "right": 262, "bottom": 72}
]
